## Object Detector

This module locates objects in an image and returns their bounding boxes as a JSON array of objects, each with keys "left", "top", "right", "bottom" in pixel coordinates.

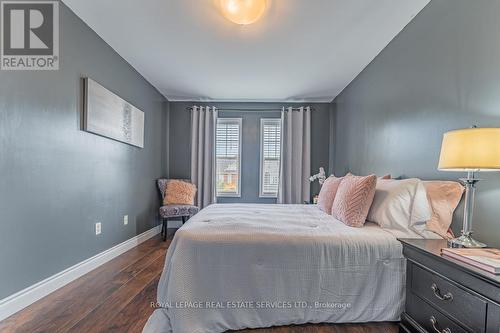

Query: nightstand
[{"left": 399, "top": 239, "right": 500, "bottom": 333}]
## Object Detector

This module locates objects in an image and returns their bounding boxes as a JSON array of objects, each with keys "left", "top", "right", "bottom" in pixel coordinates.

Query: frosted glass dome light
[{"left": 219, "top": 0, "right": 268, "bottom": 25}]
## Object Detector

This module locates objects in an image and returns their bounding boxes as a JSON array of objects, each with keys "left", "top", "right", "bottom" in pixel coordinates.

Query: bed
[{"left": 143, "top": 203, "right": 438, "bottom": 333}]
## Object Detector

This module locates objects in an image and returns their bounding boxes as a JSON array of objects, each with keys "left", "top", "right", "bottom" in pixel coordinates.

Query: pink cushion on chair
[
  {"left": 331, "top": 174, "right": 377, "bottom": 227},
  {"left": 163, "top": 180, "right": 197, "bottom": 206},
  {"left": 317, "top": 176, "right": 343, "bottom": 214},
  {"left": 424, "top": 181, "right": 464, "bottom": 238}
]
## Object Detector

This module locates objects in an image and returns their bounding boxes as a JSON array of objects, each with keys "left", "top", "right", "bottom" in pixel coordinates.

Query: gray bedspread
[{"left": 143, "top": 204, "right": 406, "bottom": 333}]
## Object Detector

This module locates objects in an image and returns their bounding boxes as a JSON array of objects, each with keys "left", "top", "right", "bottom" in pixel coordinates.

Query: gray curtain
[
  {"left": 190, "top": 106, "right": 218, "bottom": 208},
  {"left": 278, "top": 106, "right": 311, "bottom": 204}
]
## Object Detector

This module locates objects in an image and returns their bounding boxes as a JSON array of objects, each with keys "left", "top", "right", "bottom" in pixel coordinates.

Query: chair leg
[
  {"left": 182, "top": 216, "right": 186, "bottom": 224},
  {"left": 163, "top": 218, "right": 168, "bottom": 241},
  {"left": 160, "top": 219, "right": 164, "bottom": 236}
]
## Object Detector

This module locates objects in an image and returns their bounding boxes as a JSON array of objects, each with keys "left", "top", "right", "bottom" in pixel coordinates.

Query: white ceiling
[{"left": 63, "top": 0, "right": 430, "bottom": 102}]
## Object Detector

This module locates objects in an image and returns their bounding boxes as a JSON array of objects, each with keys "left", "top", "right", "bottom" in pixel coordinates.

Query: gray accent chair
[{"left": 157, "top": 179, "right": 199, "bottom": 241}]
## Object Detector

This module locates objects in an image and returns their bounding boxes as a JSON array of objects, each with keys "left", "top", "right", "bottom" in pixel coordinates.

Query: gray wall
[
  {"left": 332, "top": 0, "right": 500, "bottom": 247},
  {"left": 169, "top": 102, "right": 332, "bottom": 203},
  {"left": 0, "top": 4, "right": 168, "bottom": 299}
]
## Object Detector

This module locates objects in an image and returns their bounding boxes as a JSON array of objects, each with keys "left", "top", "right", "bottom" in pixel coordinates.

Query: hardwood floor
[{"left": 0, "top": 230, "right": 399, "bottom": 333}]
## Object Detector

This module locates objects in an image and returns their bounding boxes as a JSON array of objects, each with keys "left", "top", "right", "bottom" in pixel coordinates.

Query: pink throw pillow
[
  {"left": 164, "top": 180, "right": 197, "bottom": 206},
  {"left": 331, "top": 174, "right": 377, "bottom": 227},
  {"left": 317, "top": 176, "right": 343, "bottom": 214},
  {"left": 424, "top": 181, "right": 464, "bottom": 238}
]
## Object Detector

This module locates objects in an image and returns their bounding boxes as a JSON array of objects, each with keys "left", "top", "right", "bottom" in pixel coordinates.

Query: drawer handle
[
  {"left": 430, "top": 316, "right": 452, "bottom": 333},
  {"left": 431, "top": 283, "right": 453, "bottom": 301}
]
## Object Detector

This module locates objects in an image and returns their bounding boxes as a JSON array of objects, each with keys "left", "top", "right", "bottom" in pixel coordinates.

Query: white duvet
[{"left": 143, "top": 204, "right": 414, "bottom": 333}]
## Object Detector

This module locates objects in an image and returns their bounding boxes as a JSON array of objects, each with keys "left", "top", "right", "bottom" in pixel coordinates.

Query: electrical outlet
[
  {"left": 123, "top": 215, "right": 128, "bottom": 225},
  {"left": 95, "top": 222, "right": 102, "bottom": 235}
]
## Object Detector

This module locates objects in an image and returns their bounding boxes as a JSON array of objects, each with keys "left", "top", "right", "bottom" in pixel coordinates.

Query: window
[
  {"left": 260, "top": 118, "right": 281, "bottom": 197},
  {"left": 216, "top": 118, "right": 242, "bottom": 197}
]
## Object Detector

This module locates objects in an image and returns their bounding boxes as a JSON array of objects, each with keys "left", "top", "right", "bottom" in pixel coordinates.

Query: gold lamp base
[{"left": 448, "top": 232, "right": 486, "bottom": 248}]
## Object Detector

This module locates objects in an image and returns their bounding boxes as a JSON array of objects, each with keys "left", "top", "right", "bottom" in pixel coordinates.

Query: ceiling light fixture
[{"left": 219, "top": 0, "right": 267, "bottom": 25}]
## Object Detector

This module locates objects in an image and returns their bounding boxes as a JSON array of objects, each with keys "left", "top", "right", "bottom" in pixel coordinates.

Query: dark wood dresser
[{"left": 399, "top": 239, "right": 500, "bottom": 333}]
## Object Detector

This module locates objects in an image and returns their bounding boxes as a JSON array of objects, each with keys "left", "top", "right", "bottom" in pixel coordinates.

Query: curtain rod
[{"left": 185, "top": 107, "right": 315, "bottom": 112}]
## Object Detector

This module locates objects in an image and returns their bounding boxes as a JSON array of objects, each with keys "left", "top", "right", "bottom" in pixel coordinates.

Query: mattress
[{"left": 143, "top": 204, "right": 409, "bottom": 333}]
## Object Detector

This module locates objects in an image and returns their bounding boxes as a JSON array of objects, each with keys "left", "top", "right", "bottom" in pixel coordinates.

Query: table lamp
[{"left": 438, "top": 127, "right": 500, "bottom": 248}]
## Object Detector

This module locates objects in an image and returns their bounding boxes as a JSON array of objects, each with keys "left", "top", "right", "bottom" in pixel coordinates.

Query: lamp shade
[{"left": 438, "top": 127, "right": 500, "bottom": 171}]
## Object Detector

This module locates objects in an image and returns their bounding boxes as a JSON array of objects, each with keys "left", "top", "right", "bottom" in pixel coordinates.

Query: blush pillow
[
  {"left": 331, "top": 174, "right": 377, "bottom": 227},
  {"left": 163, "top": 180, "right": 197, "bottom": 206},
  {"left": 367, "top": 178, "right": 432, "bottom": 235},
  {"left": 424, "top": 181, "right": 464, "bottom": 238},
  {"left": 317, "top": 176, "right": 343, "bottom": 214}
]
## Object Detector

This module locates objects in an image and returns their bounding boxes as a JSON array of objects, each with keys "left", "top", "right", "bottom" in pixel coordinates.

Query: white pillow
[{"left": 367, "top": 178, "right": 432, "bottom": 235}]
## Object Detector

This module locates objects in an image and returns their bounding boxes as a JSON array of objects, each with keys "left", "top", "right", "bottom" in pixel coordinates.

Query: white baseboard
[{"left": 0, "top": 225, "right": 162, "bottom": 322}]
